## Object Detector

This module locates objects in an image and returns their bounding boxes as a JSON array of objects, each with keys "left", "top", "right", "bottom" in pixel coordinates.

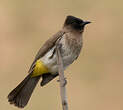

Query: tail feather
[
  {"left": 41, "top": 73, "right": 58, "bottom": 86},
  {"left": 8, "top": 74, "right": 41, "bottom": 108}
]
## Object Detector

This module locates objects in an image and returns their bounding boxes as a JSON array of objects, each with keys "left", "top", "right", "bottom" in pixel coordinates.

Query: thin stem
[{"left": 56, "top": 45, "right": 68, "bottom": 110}]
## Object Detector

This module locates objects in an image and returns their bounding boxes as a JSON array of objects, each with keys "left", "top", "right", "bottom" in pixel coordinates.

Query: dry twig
[{"left": 56, "top": 44, "right": 68, "bottom": 110}]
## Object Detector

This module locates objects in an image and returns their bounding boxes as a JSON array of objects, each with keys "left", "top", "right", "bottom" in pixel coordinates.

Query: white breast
[{"left": 40, "top": 37, "right": 78, "bottom": 74}]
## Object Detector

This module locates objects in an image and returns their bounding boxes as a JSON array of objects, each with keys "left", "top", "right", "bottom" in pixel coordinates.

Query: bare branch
[{"left": 56, "top": 44, "right": 68, "bottom": 110}]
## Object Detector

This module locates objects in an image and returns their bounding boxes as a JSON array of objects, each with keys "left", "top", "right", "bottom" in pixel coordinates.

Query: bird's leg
[
  {"left": 62, "top": 78, "right": 67, "bottom": 87},
  {"left": 57, "top": 77, "right": 67, "bottom": 87}
]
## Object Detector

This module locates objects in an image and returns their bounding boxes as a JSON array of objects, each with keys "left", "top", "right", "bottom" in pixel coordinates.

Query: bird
[{"left": 7, "top": 15, "right": 91, "bottom": 108}]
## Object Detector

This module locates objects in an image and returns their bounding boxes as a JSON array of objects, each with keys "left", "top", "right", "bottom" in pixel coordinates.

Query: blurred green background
[{"left": 1, "top": 0, "right": 123, "bottom": 110}]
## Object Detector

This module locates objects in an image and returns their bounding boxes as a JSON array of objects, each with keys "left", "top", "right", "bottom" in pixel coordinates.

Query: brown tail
[
  {"left": 41, "top": 73, "right": 58, "bottom": 86},
  {"left": 8, "top": 74, "right": 41, "bottom": 108}
]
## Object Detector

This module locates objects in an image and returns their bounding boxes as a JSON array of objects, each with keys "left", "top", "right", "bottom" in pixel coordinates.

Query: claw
[
  {"left": 57, "top": 79, "right": 60, "bottom": 82},
  {"left": 57, "top": 78, "right": 67, "bottom": 87},
  {"left": 62, "top": 78, "right": 67, "bottom": 87}
]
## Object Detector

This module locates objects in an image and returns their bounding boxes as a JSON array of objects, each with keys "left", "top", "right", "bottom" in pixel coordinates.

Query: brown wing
[{"left": 28, "top": 30, "right": 65, "bottom": 73}]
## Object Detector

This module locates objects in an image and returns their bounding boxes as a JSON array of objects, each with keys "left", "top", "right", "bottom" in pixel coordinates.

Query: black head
[{"left": 64, "top": 15, "right": 91, "bottom": 30}]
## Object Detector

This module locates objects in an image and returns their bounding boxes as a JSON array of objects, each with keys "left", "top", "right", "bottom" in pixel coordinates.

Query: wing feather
[{"left": 28, "top": 30, "right": 65, "bottom": 73}]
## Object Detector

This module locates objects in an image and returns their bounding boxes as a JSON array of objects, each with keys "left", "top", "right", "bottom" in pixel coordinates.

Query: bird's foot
[{"left": 57, "top": 78, "right": 67, "bottom": 87}]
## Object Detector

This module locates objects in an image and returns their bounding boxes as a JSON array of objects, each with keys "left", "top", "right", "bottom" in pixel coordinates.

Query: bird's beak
[{"left": 82, "top": 21, "right": 91, "bottom": 26}]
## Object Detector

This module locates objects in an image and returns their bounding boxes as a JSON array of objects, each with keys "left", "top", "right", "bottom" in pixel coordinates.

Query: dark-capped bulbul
[{"left": 7, "top": 15, "right": 91, "bottom": 108}]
